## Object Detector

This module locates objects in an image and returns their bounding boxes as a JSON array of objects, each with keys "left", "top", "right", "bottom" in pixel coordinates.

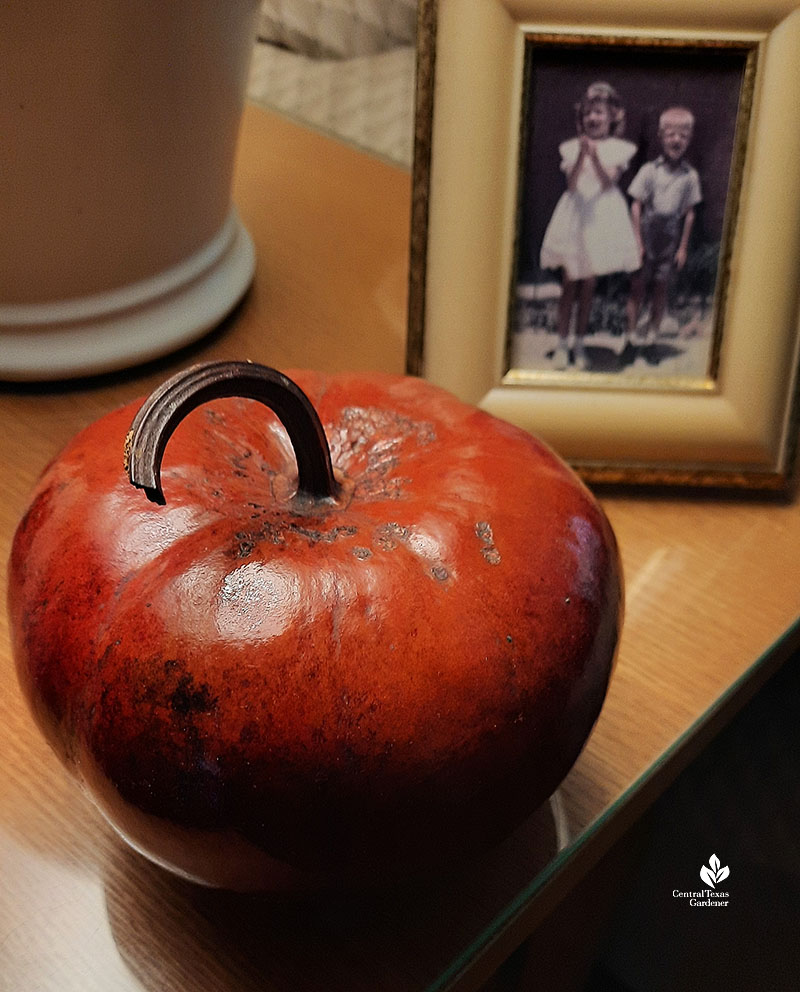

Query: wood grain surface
[{"left": 1, "top": 104, "right": 799, "bottom": 992}]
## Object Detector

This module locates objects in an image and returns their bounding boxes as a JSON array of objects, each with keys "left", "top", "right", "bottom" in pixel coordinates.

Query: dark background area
[
  {"left": 584, "top": 642, "right": 800, "bottom": 991},
  {"left": 515, "top": 42, "right": 750, "bottom": 285},
  {"left": 482, "top": 645, "right": 800, "bottom": 991}
]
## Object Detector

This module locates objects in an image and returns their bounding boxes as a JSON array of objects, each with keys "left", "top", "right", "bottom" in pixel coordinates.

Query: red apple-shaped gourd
[{"left": 8, "top": 361, "right": 622, "bottom": 890}]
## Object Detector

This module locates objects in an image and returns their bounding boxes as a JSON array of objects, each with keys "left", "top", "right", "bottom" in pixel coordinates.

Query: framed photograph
[
  {"left": 511, "top": 38, "right": 749, "bottom": 388},
  {"left": 408, "top": 1, "right": 800, "bottom": 489}
]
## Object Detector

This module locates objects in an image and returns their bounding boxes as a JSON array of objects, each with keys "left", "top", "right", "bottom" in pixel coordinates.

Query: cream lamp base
[{"left": 0, "top": 210, "right": 255, "bottom": 382}]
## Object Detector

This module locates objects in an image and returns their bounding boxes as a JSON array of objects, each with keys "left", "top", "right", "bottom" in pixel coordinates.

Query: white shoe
[
  {"left": 552, "top": 343, "right": 569, "bottom": 370},
  {"left": 573, "top": 345, "right": 590, "bottom": 371}
]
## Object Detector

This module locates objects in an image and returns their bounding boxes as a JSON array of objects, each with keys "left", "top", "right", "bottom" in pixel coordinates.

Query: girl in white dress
[{"left": 540, "top": 81, "right": 641, "bottom": 370}]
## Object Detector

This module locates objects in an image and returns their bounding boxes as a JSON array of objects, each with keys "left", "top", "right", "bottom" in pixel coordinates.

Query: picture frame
[{"left": 407, "top": 0, "right": 800, "bottom": 489}]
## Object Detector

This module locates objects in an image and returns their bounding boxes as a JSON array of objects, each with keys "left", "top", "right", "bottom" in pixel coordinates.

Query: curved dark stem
[{"left": 124, "top": 361, "right": 338, "bottom": 506}]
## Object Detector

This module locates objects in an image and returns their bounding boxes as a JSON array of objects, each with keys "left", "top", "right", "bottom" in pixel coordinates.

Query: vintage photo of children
[{"left": 509, "top": 42, "right": 749, "bottom": 381}]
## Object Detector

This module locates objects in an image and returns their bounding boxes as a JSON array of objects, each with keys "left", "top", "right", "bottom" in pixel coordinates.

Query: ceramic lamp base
[{"left": 0, "top": 210, "right": 255, "bottom": 381}]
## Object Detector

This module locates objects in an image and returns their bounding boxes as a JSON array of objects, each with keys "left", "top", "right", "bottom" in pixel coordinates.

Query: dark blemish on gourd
[
  {"left": 475, "top": 521, "right": 501, "bottom": 565},
  {"left": 247, "top": 501, "right": 266, "bottom": 520},
  {"left": 328, "top": 407, "right": 437, "bottom": 500},
  {"left": 375, "top": 522, "right": 410, "bottom": 551},
  {"left": 113, "top": 572, "right": 136, "bottom": 600},
  {"left": 352, "top": 547, "right": 372, "bottom": 560},
  {"left": 232, "top": 522, "right": 358, "bottom": 557},
  {"left": 228, "top": 448, "right": 253, "bottom": 476},
  {"left": 239, "top": 721, "right": 260, "bottom": 744},
  {"left": 289, "top": 523, "right": 357, "bottom": 543},
  {"left": 170, "top": 673, "right": 217, "bottom": 715},
  {"left": 373, "top": 523, "right": 451, "bottom": 582}
]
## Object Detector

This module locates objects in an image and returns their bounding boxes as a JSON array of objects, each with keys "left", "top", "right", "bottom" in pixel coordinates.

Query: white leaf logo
[
  {"left": 700, "top": 865, "right": 716, "bottom": 887},
  {"left": 700, "top": 854, "right": 729, "bottom": 887}
]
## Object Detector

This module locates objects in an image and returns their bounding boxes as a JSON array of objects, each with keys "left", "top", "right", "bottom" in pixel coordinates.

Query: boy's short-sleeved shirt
[{"left": 628, "top": 156, "right": 702, "bottom": 218}]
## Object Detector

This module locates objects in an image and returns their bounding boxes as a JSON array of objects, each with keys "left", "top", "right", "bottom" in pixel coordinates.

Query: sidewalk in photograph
[{"left": 511, "top": 282, "right": 714, "bottom": 378}]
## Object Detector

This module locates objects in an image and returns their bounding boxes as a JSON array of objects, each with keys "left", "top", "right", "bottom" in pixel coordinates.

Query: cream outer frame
[{"left": 408, "top": 0, "right": 800, "bottom": 488}]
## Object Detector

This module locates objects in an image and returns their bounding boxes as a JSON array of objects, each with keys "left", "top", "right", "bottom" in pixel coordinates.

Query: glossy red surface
[{"left": 8, "top": 369, "right": 622, "bottom": 890}]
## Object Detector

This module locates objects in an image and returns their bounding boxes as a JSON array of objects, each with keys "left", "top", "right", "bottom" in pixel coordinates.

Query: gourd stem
[{"left": 125, "top": 361, "right": 339, "bottom": 506}]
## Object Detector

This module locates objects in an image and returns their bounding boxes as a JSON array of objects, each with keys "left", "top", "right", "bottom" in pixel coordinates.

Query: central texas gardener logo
[
  {"left": 672, "top": 854, "right": 730, "bottom": 906},
  {"left": 700, "top": 853, "right": 730, "bottom": 888}
]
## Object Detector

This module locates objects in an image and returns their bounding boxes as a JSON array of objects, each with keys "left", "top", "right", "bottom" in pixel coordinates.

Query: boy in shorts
[{"left": 624, "top": 106, "right": 702, "bottom": 352}]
